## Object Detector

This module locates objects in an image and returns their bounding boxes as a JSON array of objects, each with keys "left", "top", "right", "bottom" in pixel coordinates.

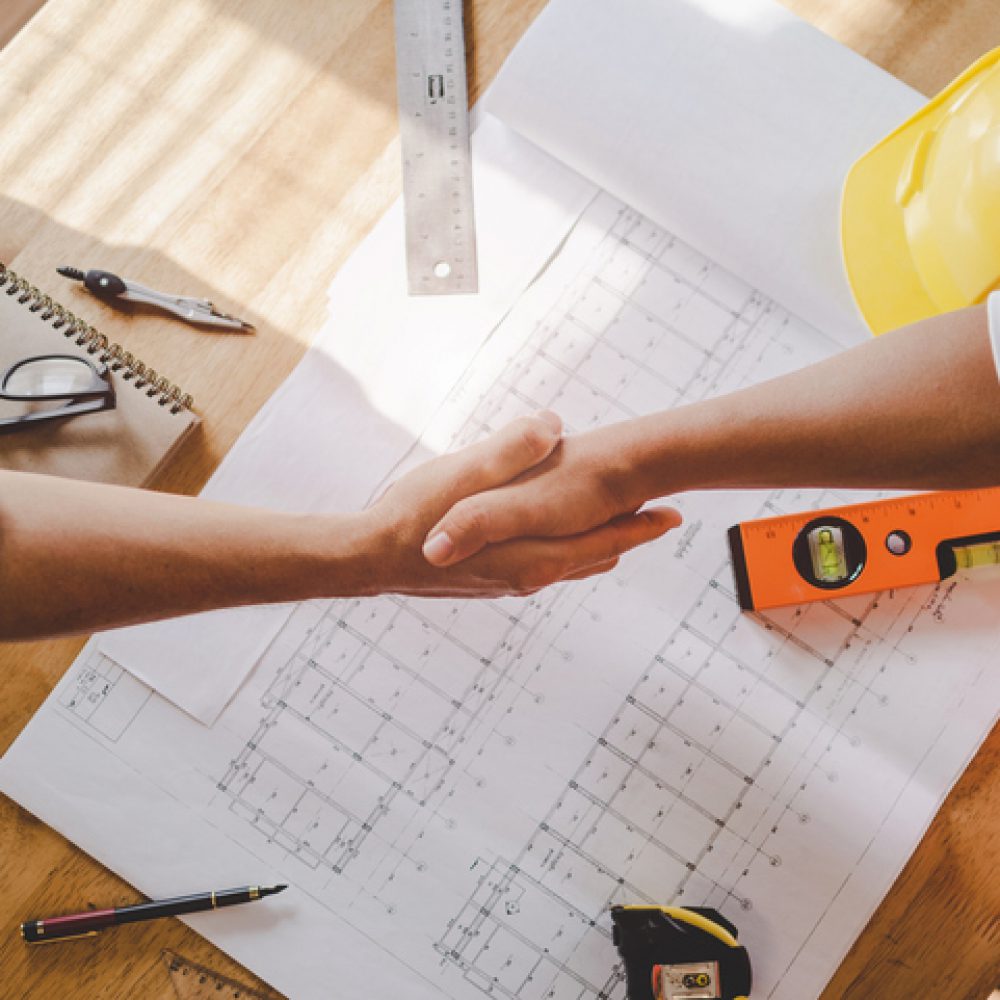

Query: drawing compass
[
  {"left": 57, "top": 266, "right": 254, "bottom": 331},
  {"left": 612, "top": 906, "right": 752, "bottom": 1000}
]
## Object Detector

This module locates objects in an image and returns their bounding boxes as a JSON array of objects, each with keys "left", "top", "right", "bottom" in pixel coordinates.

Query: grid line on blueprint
[
  {"left": 441, "top": 206, "right": 783, "bottom": 449},
  {"left": 213, "top": 591, "right": 572, "bottom": 880},
  {"left": 58, "top": 647, "right": 150, "bottom": 743}
]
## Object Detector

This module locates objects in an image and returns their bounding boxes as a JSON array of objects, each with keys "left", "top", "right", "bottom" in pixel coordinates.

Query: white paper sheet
[
  {"left": 3, "top": 191, "right": 999, "bottom": 1000},
  {"left": 485, "top": 0, "right": 924, "bottom": 346}
]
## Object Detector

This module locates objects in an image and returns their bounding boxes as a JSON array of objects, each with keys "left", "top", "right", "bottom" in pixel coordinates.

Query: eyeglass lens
[{"left": 4, "top": 356, "right": 101, "bottom": 398}]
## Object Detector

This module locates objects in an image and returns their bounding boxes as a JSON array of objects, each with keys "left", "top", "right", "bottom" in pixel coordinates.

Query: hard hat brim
[{"left": 841, "top": 48, "right": 1000, "bottom": 335}]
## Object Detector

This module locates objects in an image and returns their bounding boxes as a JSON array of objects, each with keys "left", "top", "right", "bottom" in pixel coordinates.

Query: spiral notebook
[{"left": 0, "top": 264, "right": 198, "bottom": 486}]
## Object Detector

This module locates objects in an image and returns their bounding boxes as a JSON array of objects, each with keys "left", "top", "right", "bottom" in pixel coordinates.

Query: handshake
[
  {"left": 0, "top": 410, "right": 677, "bottom": 642},
  {"left": 12, "top": 307, "right": 987, "bottom": 639},
  {"left": 362, "top": 410, "right": 680, "bottom": 600}
]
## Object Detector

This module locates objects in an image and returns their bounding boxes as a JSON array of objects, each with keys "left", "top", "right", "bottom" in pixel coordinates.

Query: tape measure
[
  {"left": 728, "top": 487, "right": 1000, "bottom": 611},
  {"left": 162, "top": 949, "right": 278, "bottom": 1000},
  {"left": 393, "top": 0, "right": 479, "bottom": 295},
  {"left": 612, "top": 906, "right": 752, "bottom": 1000}
]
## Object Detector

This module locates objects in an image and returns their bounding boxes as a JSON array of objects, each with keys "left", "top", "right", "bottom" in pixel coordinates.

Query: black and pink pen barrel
[
  {"left": 21, "top": 908, "right": 115, "bottom": 942},
  {"left": 20, "top": 884, "right": 287, "bottom": 944}
]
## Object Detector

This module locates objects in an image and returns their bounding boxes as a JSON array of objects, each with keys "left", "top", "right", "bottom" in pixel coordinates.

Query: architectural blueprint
[{"left": 3, "top": 192, "right": 998, "bottom": 1000}]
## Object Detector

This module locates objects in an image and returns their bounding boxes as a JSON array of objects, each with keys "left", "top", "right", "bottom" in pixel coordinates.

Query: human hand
[
  {"left": 420, "top": 420, "right": 676, "bottom": 569},
  {"left": 361, "top": 413, "right": 677, "bottom": 597}
]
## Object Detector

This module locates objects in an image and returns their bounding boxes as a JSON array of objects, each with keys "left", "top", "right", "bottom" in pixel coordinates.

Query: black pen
[{"left": 20, "top": 884, "right": 287, "bottom": 943}]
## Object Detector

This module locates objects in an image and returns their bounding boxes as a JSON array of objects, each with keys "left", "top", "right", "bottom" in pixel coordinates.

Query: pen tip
[
  {"left": 259, "top": 884, "right": 288, "bottom": 897},
  {"left": 57, "top": 266, "right": 86, "bottom": 281}
]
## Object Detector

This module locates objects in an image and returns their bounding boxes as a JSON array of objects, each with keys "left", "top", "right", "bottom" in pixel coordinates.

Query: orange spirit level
[{"left": 728, "top": 487, "right": 1000, "bottom": 611}]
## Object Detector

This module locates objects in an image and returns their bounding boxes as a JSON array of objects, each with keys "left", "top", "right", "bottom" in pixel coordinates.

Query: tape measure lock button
[{"left": 652, "top": 961, "right": 720, "bottom": 999}]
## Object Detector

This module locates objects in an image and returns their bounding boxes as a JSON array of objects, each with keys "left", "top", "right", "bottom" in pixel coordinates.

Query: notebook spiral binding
[{"left": 0, "top": 263, "right": 194, "bottom": 414}]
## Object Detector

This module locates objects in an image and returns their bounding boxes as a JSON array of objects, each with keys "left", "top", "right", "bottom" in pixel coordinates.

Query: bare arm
[
  {"left": 423, "top": 305, "right": 1000, "bottom": 566},
  {"left": 0, "top": 413, "right": 679, "bottom": 640},
  {"left": 632, "top": 303, "right": 1000, "bottom": 495}
]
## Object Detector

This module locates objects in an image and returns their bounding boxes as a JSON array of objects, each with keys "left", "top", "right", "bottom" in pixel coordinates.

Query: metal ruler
[
  {"left": 393, "top": 0, "right": 478, "bottom": 295},
  {"left": 162, "top": 949, "right": 280, "bottom": 1000}
]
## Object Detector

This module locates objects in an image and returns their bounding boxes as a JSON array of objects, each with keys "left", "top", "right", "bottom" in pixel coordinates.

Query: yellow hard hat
[{"left": 842, "top": 46, "right": 1000, "bottom": 334}]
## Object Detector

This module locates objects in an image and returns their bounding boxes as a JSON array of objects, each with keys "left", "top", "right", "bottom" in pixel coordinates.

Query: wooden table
[{"left": 0, "top": 1, "right": 997, "bottom": 997}]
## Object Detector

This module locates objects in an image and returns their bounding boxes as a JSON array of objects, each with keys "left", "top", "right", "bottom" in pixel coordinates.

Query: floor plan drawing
[
  {"left": 431, "top": 529, "right": 957, "bottom": 1000},
  {"left": 4, "top": 192, "right": 998, "bottom": 1000},
  {"left": 215, "top": 592, "right": 562, "bottom": 883}
]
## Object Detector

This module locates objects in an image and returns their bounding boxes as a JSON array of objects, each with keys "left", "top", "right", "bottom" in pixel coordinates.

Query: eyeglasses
[{"left": 0, "top": 353, "right": 115, "bottom": 433}]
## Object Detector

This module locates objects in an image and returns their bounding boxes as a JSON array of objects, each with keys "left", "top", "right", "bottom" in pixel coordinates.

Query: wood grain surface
[
  {"left": 0, "top": 2, "right": 997, "bottom": 998},
  {"left": 0, "top": 0, "right": 42, "bottom": 50}
]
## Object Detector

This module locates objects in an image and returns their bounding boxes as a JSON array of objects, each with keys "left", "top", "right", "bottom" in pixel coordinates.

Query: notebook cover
[{"left": 0, "top": 267, "right": 199, "bottom": 486}]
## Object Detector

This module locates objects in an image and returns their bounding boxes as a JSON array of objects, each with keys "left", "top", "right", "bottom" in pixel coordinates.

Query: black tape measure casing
[{"left": 612, "top": 905, "right": 752, "bottom": 1000}]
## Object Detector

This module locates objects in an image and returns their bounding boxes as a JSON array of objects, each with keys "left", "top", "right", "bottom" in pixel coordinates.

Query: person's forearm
[
  {"left": 1, "top": 413, "right": 675, "bottom": 640},
  {"left": 421, "top": 305, "right": 1000, "bottom": 570},
  {"left": 628, "top": 304, "right": 1000, "bottom": 497},
  {"left": 0, "top": 472, "right": 372, "bottom": 640}
]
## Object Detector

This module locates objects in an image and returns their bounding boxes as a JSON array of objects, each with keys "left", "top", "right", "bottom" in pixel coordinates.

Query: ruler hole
[{"left": 434, "top": 261, "right": 452, "bottom": 279}]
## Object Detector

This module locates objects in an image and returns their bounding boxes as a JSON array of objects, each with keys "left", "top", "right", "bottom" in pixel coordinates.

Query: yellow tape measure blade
[{"left": 952, "top": 539, "right": 1000, "bottom": 570}]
